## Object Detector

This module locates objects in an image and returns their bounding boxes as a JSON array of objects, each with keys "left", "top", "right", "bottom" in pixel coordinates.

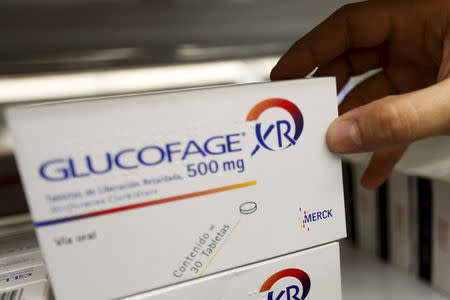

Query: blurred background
[
  {"left": 1, "top": 1, "right": 450, "bottom": 299},
  {"left": 0, "top": 0, "right": 353, "bottom": 216}
]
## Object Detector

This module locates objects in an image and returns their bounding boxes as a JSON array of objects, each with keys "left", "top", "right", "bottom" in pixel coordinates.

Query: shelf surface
[{"left": 341, "top": 242, "right": 448, "bottom": 300}]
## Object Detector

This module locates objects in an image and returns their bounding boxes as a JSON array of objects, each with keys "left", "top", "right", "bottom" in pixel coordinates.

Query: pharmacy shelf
[{"left": 341, "top": 242, "right": 448, "bottom": 300}]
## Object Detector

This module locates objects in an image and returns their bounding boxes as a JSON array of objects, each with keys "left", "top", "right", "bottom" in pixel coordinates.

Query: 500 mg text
[{"left": 186, "top": 159, "right": 245, "bottom": 178}]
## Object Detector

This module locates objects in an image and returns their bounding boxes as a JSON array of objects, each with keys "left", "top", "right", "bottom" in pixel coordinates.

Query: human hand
[{"left": 271, "top": 0, "right": 450, "bottom": 189}]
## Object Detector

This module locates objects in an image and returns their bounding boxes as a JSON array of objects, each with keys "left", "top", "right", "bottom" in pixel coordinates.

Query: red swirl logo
[
  {"left": 259, "top": 268, "right": 311, "bottom": 300},
  {"left": 246, "top": 98, "right": 304, "bottom": 156}
]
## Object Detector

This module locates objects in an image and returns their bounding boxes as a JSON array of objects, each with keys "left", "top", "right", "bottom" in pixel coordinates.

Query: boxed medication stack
[
  {"left": 385, "top": 174, "right": 433, "bottom": 281},
  {"left": 384, "top": 174, "right": 433, "bottom": 281},
  {"left": 344, "top": 136, "right": 450, "bottom": 295},
  {"left": 347, "top": 160, "right": 432, "bottom": 275},
  {"left": 6, "top": 78, "right": 346, "bottom": 300},
  {"left": 0, "top": 232, "right": 49, "bottom": 300}
]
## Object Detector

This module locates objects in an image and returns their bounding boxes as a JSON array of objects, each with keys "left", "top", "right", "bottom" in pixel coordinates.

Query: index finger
[{"left": 270, "top": 1, "right": 393, "bottom": 80}]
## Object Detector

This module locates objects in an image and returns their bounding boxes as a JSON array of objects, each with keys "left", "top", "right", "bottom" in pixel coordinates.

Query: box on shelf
[
  {"left": 432, "top": 179, "right": 450, "bottom": 295},
  {"left": 126, "top": 242, "right": 341, "bottom": 300},
  {"left": 6, "top": 78, "right": 346, "bottom": 300},
  {"left": 348, "top": 162, "right": 432, "bottom": 274},
  {"left": 387, "top": 171, "right": 415, "bottom": 272},
  {"left": 351, "top": 163, "right": 379, "bottom": 257},
  {"left": 0, "top": 233, "right": 49, "bottom": 300}
]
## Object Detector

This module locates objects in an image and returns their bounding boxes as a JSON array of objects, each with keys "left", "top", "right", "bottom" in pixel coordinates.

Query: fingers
[
  {"left": 361, "top": 146, "right": 407, "bottom": 189},
  {"left": 339, "top": 70, "right": 396, "bottom": 114},
  {"left": 271, "top": 1, "right": 392, "bottom": 80},
  {"left": 327, "top": 78, "right": 450, "bottom": 153},
  {"left": 314, "top": 47, "right": 386, "bottom": 92}
]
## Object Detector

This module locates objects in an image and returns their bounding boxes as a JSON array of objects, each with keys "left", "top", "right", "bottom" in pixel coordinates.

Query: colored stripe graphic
[{"left": 35, "top": 181, "right": 256, "bottom": 228}]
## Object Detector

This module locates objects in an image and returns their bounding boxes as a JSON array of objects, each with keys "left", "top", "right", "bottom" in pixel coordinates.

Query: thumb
[{"left": 327, "top": 78, "right": 450, "bottom": 153}]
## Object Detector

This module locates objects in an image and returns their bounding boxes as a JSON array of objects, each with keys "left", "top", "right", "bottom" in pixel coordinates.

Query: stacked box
[
  {"left": 127, "top": 243, "right": 341, "bottom": 300},
  {"left": 6, "top": 79, "right": 346, "bottom": 299},
  {"left": 0, "top": 233, "right": 49, "bottom": 300}
]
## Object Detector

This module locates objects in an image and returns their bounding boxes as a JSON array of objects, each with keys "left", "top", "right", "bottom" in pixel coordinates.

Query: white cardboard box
[
  {"left": 387, "top": 171, "right": 414, "bottom": 272},
  {"left": 7, "top": 79, "right": 346, "bottom": 300},
  {"left": 126, "top": 242, "right": 341, "bottom": 300},
  {"left": 352, "top": 164, "right": 378, "bottom": 256},
  {"left": 432, "top": 179, "right": 450, "bottom": 296}
]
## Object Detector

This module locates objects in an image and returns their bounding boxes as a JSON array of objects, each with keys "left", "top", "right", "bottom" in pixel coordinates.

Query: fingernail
[{"left": 327, "top": 119, "right": 361, "bottom": 153}]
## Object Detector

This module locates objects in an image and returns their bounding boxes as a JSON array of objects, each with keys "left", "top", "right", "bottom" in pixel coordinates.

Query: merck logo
[
  {"left": 246, "top": 98, "right": 304, "bottom": 156},
  {"left": 259, "top": 268, "right": 311, "bottom": 300},
  {"left": 299, "top": 207, "right": 333, "bottom": 231}
]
